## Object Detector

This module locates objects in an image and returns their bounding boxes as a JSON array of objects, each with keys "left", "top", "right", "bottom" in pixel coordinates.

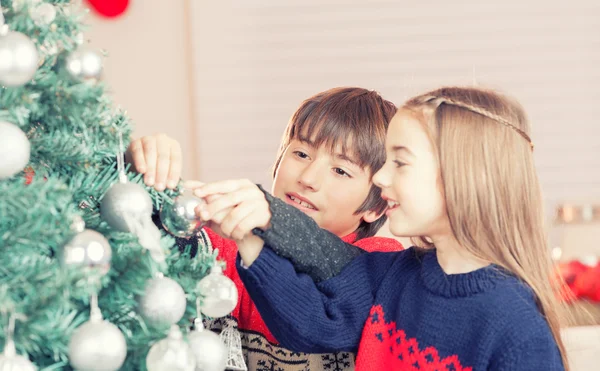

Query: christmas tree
[{"left": 0, "top": 1, "right": 235, "bottom": 370}]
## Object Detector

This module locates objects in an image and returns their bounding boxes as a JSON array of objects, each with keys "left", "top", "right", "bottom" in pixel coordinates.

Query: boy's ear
[{"left": 362, "top": 209, "right": 385, "bottom": 224}]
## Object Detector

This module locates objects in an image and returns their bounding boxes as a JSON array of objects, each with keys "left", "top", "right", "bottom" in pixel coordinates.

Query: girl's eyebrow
[{"left": 392, "top": 145, "right": 415, "bottom": 158}]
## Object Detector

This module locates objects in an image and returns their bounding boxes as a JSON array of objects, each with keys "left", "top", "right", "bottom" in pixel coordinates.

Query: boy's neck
[{"left": 430, "top": 234, "right": 490, "bottom": 275}]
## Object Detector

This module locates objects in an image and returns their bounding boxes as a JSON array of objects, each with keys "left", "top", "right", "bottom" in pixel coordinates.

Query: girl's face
[{"left": 373, "top": 109, "right": 451, "bottom": 239}]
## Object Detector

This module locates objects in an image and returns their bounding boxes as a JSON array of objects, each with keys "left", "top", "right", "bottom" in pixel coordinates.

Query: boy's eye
[
  {"left": 333, "top": 168, "right": 351, "bottom": 177},
  {"left": 293, "top": 150, "right": 309, "bottom": 159}
]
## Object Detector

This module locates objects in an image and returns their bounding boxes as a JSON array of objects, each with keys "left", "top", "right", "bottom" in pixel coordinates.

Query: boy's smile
[{"left": 272, "top": 139, "right": 380, "bottom": 238}]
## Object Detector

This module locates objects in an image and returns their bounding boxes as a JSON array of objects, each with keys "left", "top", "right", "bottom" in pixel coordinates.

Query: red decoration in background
[
  {"left": 86, "top": 0, "right": 130, "bottom": 19},
  {"left": 557, "top": 260, "right": 600, "bottom": 303}
]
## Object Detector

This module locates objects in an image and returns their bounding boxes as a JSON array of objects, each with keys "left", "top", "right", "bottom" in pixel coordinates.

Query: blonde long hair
[{"left": 404, "top": 86, "right": 571, "bottom": 370}]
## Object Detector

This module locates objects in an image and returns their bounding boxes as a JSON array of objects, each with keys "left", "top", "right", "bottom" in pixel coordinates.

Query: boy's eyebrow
[
  {"left": 335, "top": 153, "right": 361, "bottom": 168},
  {"left": 297, "top": 135, "right": 362, "bottom": 168},
  {"left": 298, "top": 135, "right": 316, "bottom": 147}
]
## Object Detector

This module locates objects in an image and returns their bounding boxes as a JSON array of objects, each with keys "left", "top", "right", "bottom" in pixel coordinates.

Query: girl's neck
[{"left": 430, "top": 234, "right": 490, "bottom": 274}]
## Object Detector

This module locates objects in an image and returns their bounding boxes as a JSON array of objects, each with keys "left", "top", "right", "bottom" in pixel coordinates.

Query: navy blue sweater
[{"left": 237, "top": 246, "right": 564, "bottom": 371}]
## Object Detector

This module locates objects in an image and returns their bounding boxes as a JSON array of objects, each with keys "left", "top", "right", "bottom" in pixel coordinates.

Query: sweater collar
[
  {"left": 420, "top": 249, "right": 510, "bottom": 297},
  {"left": 342, "top": 232, "right": 358, "bottom": 244}
]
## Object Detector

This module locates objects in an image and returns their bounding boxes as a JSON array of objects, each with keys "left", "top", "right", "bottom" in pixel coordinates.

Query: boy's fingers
[
  {"left": 195, "top": 179, "right": 254, "bottom": 197},
  {"left": 127, "top": 139, "right": 147, "bottom": 173},
  {"left": 154, "top": 137, "right": 172, "bottom": 191},
  {"left": 166, "top": 142, "right": 182, "bottom": 189},
  {"left": 141, "top": 136, "right": 157, "bottom": 185}
]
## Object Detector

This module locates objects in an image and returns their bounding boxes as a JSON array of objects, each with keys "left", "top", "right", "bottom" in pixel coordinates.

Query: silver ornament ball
[
  {"left": 0, "top": 354, "right": 37, "bottom": 371},
  {"left": 197, "top": 266, "right": 238, "bottom": 319},
  {"left": 60, "top": 229, "right": 112, "bottom": 276},
  {"left": 0, "top": 339, "right": 37, "bottom": 371},
  {"left": 146, "top": 325, "right": 196, "bottom": 371},
  {"left": 68, "top": 319, "right": 127, "bottom": 371},
  {"left": 160, "top": 190, "right": 206, "bottom": 238},
  {"left": 100, "top": 181, "right": 153, "bottom": 232},
  {"left": 65, "top": 48, "right": 103, "bottom": 82},
  {"left": 0, "top": 121, "right": 30, "bottom": 180},
  {"left": 139, "top": 276, "right": 187, "bottom": 327},
  {"left": 0, "top": 31, "right": 39, "bottom": 87},
  {"left": 188, "top": 325, "right": 227, "bottom": 371}
]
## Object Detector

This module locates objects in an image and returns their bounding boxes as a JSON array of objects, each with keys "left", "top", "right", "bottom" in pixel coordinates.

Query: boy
[{"left": 130, "top": 87, "right": 402, "bottom": 370}]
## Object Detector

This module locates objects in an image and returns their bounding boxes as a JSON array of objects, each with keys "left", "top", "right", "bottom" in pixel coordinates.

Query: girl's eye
[{"left": 394, "top": 160, "right": 407, "bottom": 168}]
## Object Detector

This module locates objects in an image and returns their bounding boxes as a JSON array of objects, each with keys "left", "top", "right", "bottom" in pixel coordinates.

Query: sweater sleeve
[
  {"left": 237, "top": 246, "right": 403, "bottom": 353},
  {"left": 252, "top": 185, "right": 364, "bottom": 283},
  {"left": 490, "top": 335, "right": 564, "bottom": 371}
]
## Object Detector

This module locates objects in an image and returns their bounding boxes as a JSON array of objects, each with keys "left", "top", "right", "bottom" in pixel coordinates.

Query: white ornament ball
[
  {"left": 61, "top": 229, "right": 112, "bottom": 276},
  {"left": 100, "top": 181, "right": 153, "bottom": 232},
  {"left": 197, "top": 266, "right": 238, "bottom": 318},
  {"left": 29, "top": 3, "right": 56, "bottom": 26},
  {"left": 188, "top": 326, "right": 227, "bottom": 371},
  {"left": 0, "top": 31, "right": 39, "bottom": 87},
  {"left": 139, "top": 276, "right": 187, "bottom": 327},
  {"left": 0, "top": 354, "right": 37, "bottom": 371},
  {"left": 0, "top": 339, "right": 37, "bottom": 371},
  {"left": 0, "top": 121, "right": 30, "bottom": 180},
  {"left": 146, "top": 325, "right": 196, "bottom": 371},
  {"left": 65, "top": 48, "right": 102, "bottom": 82},
  {"left": 68, "top": 319, "right": 127, "bottom": 371}
]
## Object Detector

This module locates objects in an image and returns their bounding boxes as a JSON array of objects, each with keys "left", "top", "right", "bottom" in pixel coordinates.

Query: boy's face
[{"left": 271, "top": 138, "right": 380, "bottom": 238}]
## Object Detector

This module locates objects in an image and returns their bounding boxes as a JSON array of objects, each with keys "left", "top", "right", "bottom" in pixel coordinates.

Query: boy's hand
[
  {"left": 194, "top": 179, "right": 271, "bottom": 241},
  {"left": 126, "top": 133, "right": 182, "bottom": 191}
]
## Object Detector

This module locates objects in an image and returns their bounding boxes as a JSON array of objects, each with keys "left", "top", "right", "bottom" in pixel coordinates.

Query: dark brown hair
[{"left": 273, "top": 87, "right": 397, "bottom": 239}]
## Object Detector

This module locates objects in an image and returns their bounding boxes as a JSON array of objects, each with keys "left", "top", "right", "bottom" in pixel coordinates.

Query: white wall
[
  {"left": 88, "top": 1, "right": 600, "bottom": 257},
  {"left": 85, "top": 0, "right": 198, "bottom": 178}
]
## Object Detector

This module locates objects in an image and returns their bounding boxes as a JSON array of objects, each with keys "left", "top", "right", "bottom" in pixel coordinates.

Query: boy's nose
[{"left": 298, "top": 163, "right": 322, "bottom": 191}]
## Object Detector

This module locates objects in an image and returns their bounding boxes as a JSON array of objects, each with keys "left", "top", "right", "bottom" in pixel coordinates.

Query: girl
[{"left": 198, "top": 86, "right": 569, "bottom": 370}]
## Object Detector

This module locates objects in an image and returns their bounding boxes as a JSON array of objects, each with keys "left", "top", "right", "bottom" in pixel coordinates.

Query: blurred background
[
  {"left": 88, "top": 0, "right": 600, "bottom": 253},
  {"left": 85, "top": 0, "right": 599, "bottom": 366}
]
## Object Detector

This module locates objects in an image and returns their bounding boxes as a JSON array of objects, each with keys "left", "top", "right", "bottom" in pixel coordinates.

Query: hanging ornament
[
  {"left": 139, "top": 274, "right": 187, "bottom": 327},
  {"left": 0, "top": 27, "right": 39, "bottom": 87},
  {"left": 0, "top": 121, "right": 31, "bottom": 180},
  {"left": 60, "top": 216, "right": 112, "bottom": 276},
  {"left": 160, "top": 190, "right": 206, "bottom": 238},
  {"left": 219, "top": 318, "right": 247, "bottom": 371},
  {"left": 0, "top": 314, "right": 38, "bottom": 371},
  {"left": 64, "top": 48, "right": 103, "bottom": 83},
  {"left": 69, "top": 294, "right": 127, "bottom": 371},
  {"left": 86, "top": 0, "right": 130, "bottom": 19},
  {"left": 188, "top": 318, "right": 227, "bottom": 371},
  {"left": 29, "top": 3, "right": 56, "bottom": 26},
  {"left": 146, "top": 325, "right": 196, "bottom": 371},
  {"left": 197, "top": 265, "right": 238, "bottom": 318},
  {"left": 100, "top": 181, "right": 153, "bottom": 232},
  {"left": 100, "top": 134, "right": 166, "bottom": 261}
]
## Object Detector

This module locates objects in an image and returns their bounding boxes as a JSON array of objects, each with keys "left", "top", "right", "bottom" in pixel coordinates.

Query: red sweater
[{"left": 204, "top": 227, "right": 402, "bottom": 344}]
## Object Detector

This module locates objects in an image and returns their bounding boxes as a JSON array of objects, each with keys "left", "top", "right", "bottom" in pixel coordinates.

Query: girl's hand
[
  {"left": 194, "top": 179, "right": 271, "bottom": 241},
  {"left": 126, "top": 133, "right": 182, "bottom": 191}
]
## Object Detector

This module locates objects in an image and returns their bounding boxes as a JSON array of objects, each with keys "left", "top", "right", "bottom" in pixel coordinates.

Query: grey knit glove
[{"left": 252, "top": 185, "right": 363, "bottom": 283}]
